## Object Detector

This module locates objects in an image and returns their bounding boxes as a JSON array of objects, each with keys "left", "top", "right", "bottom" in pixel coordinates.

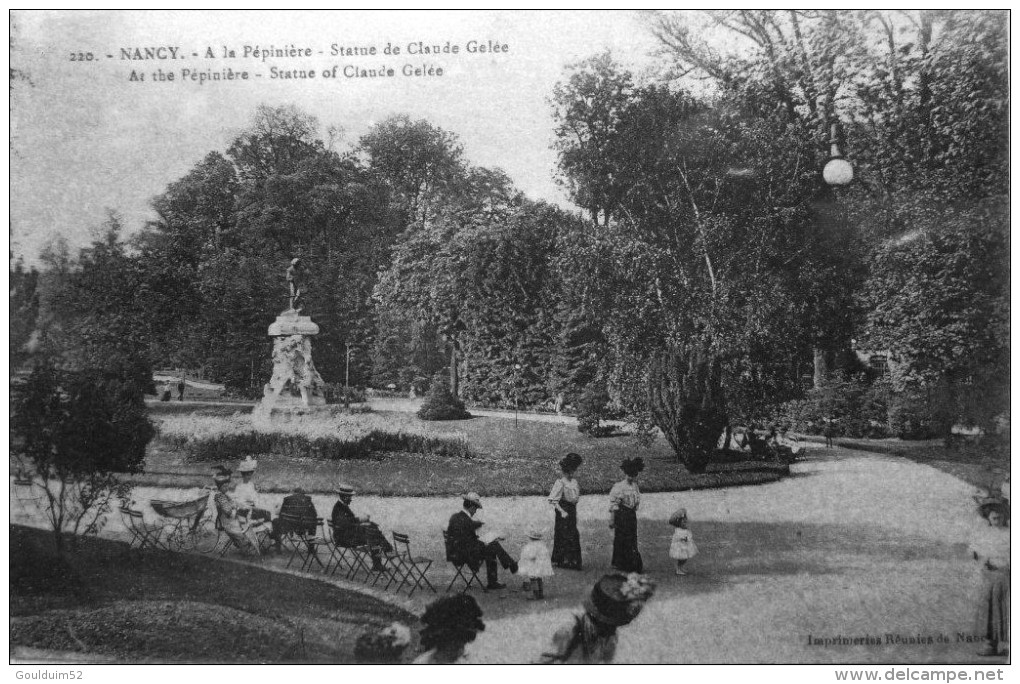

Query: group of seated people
[
  {"left": 737, "top": 425, "right": 802, "bottom": 460},
  {"left": 212, "top": 457, "right": 391, "bottom": 565},
  {"left": 212, "top": 458, "right": 520, "bottom": 589}
]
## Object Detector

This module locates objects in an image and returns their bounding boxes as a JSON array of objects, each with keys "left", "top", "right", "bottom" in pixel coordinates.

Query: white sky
[{"left": 10, "top": 10, "right": 669, "bottom": 261}]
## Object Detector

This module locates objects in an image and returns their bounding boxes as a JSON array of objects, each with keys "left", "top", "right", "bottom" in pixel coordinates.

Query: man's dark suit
[
  {"left": 331, "top": 500, "right": 393, "bottom": 552},
  {"left": 273, "top": 491, "right": 319, "bottom": 538},
  {"left": 446, "top": 509, "right": 516, "bottom": 587}
]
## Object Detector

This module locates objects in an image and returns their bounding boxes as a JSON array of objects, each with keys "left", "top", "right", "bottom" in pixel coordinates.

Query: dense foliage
[
  {"left": 13, "top": 11, "right": 1007, "bottom": 470},
  {"left": 12, "top": 361, "right": 153, "bottom": 552}
]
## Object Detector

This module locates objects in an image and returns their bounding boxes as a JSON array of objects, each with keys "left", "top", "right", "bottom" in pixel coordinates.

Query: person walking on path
[
  {"left": 413, "top": 595, "right": 486, "bottom": 664},
  {"left": 549, "top": 452, "right": 583, "bottom": 570},
  {"left": 668, "top": 507, "right": 698, "bottom": 575},
  {"left": 539, "top": 573, "right": 655, "bottom": 663},
  {"left": 518, "top": 529, "right": 554, "bottom": 600},
  {"left": 177, "top": 377, "right": 186, "bottom": 401},
  {"left": 609, "top": 457, "right": 644, "bottom": 573},
  {"left": 971, "top": 501, "right": 1010, "bottom": 656}
]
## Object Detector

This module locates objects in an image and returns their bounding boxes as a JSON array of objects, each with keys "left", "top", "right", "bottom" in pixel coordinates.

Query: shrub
[
  {"left": 12, "top": 360, "right": 154, "bottom": 553},
  {"left": 323, "top": 383, "right": 367, "bottom": 405},
  {"left": 769, "top": 372, "right": 890, "bottom": 438},
  {"left": 417, "top": 372, "right": 470, "bottom": 421},
  {"left": 577, "top": 384, "right": 611, "bottom": 436},
  {"left": 887, "top": 387, "right": 947, "bottom": 440}
]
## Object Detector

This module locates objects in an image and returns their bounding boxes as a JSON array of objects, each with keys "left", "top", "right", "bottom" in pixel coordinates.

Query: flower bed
[{"left": 155, "top": 412, "right": 471, "bottom": 462}]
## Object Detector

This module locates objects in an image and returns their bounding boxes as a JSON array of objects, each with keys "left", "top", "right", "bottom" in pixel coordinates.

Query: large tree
[{"left": 553, "top": 61, "right": 829, "bottom": 471}]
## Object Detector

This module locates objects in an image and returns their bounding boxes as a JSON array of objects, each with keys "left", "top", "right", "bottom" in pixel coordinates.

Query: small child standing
[
  {"left": 518, "top": 529, "right": 554, "bottom": 599},
  {"left": 668, "top": 508, "right": 698, "bottom": 575}
]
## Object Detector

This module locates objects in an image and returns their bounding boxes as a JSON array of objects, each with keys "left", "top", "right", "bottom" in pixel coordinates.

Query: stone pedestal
[{"left": 254, "top": 309, "right": 326, "bottom": 416}]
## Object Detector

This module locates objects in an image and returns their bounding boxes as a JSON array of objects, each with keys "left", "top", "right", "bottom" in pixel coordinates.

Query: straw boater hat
[
  {"left": 583, "top": 573, "right": 656, "bottom": 627},
  {"left": 527, "top": 529, "right": 544, "bottom": 541},
  {"left": 668, "top": 508, "right": 688, "bottom": 527},
  {"left": 462, "top": 492, "right": 483, "bottom": 509},
  {"left": 336, "top": 482, "right": 356, "bottom": 496},
  {"left": 559, "top": 452, "right": 583, "bottom": 472},
  {"left": 237, "top": 456, "right": 258, "bottom": 473}
]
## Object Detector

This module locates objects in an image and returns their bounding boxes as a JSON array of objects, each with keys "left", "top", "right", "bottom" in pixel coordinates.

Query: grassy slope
[
  {"left": 135, "top": 410, "right": 788, "bottom": 496},
  {"left": 10, "top": 525, "right": 417, "bottom": 663}
]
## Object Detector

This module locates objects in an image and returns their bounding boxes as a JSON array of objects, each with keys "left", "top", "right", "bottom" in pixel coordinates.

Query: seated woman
[
  {"left": 233, "top": 456, "right": 272, "bottom": 525},
  {"left": 212, "top": 467, "right": 258, "bottom": 555},
  {"left": 331, "top": 483, "right": 392, "bottom": 571}
]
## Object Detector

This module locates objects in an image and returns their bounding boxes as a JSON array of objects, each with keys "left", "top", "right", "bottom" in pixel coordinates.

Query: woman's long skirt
[
  {"left": 551, "top": 501, "right": 582, "bottom": 569},
  {"left": 611, "top": 507, "right": 642, "bottom": 573},
  {"left": 977, "top": 568, "right": 1010, "bottom": 646}
]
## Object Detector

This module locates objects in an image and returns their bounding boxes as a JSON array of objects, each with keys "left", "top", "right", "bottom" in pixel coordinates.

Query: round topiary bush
[{"left": 417, "top": 371, "right": 471, "bottom": 421}]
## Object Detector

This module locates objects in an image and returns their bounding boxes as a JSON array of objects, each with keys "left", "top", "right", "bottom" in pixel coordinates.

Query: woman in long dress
[
  {"left": 972, "top": 502, "right": 1010, "bottom": 656},
  {"left": 549, "top": 452, "right": 583, "bottom": 569},
  {"left": 609, "top": 457, "right": 644, "bottom": 573}
]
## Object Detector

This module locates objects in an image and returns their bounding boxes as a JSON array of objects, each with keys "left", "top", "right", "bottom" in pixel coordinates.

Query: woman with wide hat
[
  {"left": 971, "top": 500, "right": 1010, "bottom": 656},
  {"left": 609, "top": 457, "right": 644, "bottom": 572},
  {"left": 549, "top": 452, "right": 583, "bottom": 569},
  {"left": 413, "top": 594, "right": 486, "bottom": 664},
  {"left": 539, "top": 572, "right": 655, "bottom": 663}
]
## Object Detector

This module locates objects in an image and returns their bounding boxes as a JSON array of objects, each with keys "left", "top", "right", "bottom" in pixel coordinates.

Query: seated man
[
  {"left": 446, "top": 492, "right": 517, "bottom": 590},
  {"left": 233, "top": 456, "right": 272, "bottom": 525},
  {"left": 330, "top": 483, "right": 393, "bottom": 572},
  {"left": 272, "top": 487, "right": 319, "bottom": 550}
]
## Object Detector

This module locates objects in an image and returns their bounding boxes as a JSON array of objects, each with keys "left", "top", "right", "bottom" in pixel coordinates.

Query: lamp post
[
  {"left": 814, "top": 120, "right": 854, "bottom": 389},
  {"left": 822, "top": 122, "right": 854, "bottom": 187},
  {"left": 514, "top": 363, "right": 522, "bottom": 427}
]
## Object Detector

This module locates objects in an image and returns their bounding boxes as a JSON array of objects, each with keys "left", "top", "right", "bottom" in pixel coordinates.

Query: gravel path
[{"left": 10, "top": 445, "right": 1001, "bottom": 663}]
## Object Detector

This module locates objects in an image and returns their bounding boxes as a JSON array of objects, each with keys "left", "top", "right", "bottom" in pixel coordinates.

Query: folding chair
[
  {"left": 278, "top": 513, "right": 326, "bottom": 571},
  {"left": 324, "top": 520, "right": 358, "bottom": 578},
  {"left": 120, "top": 505, "right": 164, "bottom": 550},
  {"left": 443, "top": 530, "right": 485, "bottom": 593},
  {"left": 386, "top": 531, "right": 436, "bottom": 596},
  {"left": 345, "top": 525, "right": 381, "bottom": 583},
  {"left": 212, "top": 516, "right": 262, "bottom": 557}
]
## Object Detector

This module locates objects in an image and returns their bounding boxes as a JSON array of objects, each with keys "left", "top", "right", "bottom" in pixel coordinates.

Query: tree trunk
[
  {"left": 813, "top": 348, "right": 827, "bottom": 389},
  {"left": 449, "top": 343, "right": 459, "bottom": 398}
]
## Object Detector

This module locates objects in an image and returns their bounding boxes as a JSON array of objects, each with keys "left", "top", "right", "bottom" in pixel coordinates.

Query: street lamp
[
  {"left": 513, "top": 363, "right": 522, "bottom": 427},
  {"left": 823, "top": 122, "right": 854, "bottom": 187}
]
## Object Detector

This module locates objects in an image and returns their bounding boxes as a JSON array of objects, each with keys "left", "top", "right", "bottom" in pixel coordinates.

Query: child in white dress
[
  {"left": 668, "top": 508, "right": 697, "bottom": 575},
  {"left": 518, "top": 529, "right": 554, "bottom": 599}
]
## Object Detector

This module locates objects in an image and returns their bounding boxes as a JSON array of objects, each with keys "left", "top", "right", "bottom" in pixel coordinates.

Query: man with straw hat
[
  {"left": 330, "top": 482, "right": 392, "bottom": 572},
  {"left": 540, "top": 573, "right": 656, "bottom": 663},
  {"left": 446, "top": 492, "right": 518, "bottom": 590}
]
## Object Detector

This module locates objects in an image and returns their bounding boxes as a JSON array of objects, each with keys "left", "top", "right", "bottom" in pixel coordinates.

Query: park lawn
[
  {"left": 9, "top": 525, "right": 417, "bottom": 663},
  {"left": 133, "top": 409, "right": 789, "bottom": 496}
]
